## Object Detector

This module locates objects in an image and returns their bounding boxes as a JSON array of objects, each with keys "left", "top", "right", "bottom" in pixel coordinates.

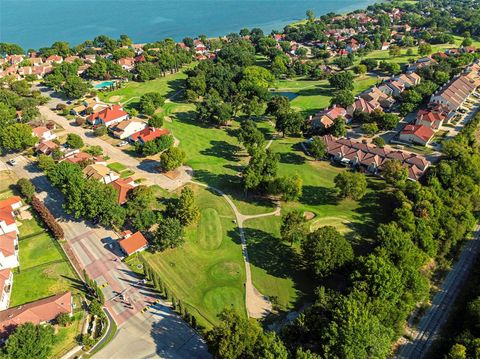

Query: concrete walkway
[{"left": 190, "top": 181, "right": 279, "bottom": 318}]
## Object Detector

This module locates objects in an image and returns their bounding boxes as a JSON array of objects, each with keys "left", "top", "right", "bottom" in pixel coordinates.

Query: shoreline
[{"left": 2, "top": 0, "right": 381, "bottom": 51}]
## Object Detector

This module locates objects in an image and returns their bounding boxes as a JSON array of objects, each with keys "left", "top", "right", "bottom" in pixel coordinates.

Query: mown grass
[{"left": 142, "top": 185, "right": 246, "bottom": 329}]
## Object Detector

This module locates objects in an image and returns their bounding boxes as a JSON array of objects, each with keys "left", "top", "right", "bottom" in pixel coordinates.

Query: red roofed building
[
  {"left": 118, "top": 231, "right": 148, "bottom": 256},
  {"left": 399, "top": 124, "right": 435, "bottom": 146},
  {"left": 0, "top": 292, "right": 72, "bottom": 338},
  {"left": 308, "top": 105, "right": 347, "bottom": 129},
  {"left": 111, "top": 177, "right": 137, "bottom": 204},
  {"left": 416, "top": 109, "right": 447, "bottom": 129},
  {"left": 347, "top": 98, "right": 381, "bottom": 117},
  {"left": 87, "top": 105, "right": 129, "bottom": 127},
  {"left": 35, "top": 140, "right": 59, "bottom": 155},
  {"left": 118, "top": 57, "right": 135, "bottom": 70},
  {"left": 0, "top": 196, "right": 22, "bottom": 271},
  {"left": 45, "top": 55, "right": 63, "bottom": 64},
  {"left": 0, "top": 269, "right": 13, "bottom": 310},
  {"left": 31, "top": 126, "right": 56, "bottom": 141},
  {"left": 128, "top": 127, "right": 170, "bottom": 145}
]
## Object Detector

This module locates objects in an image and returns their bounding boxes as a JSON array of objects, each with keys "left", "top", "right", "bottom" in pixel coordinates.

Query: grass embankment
[{"left": 141, "top": 185, "right": 246, "bottom": 329}]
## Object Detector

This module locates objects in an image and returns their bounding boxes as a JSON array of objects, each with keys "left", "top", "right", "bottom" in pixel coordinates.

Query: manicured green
[
  {"left": 107, "top": 162, "right": 126, "bottom": 173},
  {"left": 19, "top": 233, "right": 64, "bottom": 269},
  {"left": 142, "top": 185, "right": 245, "bottom": 329},
  {"left": 120, "top": 169, "right": 135, "bottom": 178}
]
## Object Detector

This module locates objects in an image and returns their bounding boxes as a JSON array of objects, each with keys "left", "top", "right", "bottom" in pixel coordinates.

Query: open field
[{"left": 141, "top": 185, "right": 246, "bottom": 329}]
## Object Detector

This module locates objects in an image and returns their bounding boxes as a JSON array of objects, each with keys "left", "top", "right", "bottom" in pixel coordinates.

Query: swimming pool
[{"left": 94, "top": 81, "right": 116, "bottom": 89}]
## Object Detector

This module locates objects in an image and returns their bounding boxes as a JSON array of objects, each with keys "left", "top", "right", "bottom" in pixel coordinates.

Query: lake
[{"left": 0, "top": 0, "right": 377, "bottom": 50}]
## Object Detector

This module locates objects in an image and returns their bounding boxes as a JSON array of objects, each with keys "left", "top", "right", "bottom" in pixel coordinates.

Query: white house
[
  {"left": 0, "top": 269, "right": 13, "bottom": 310},
  {"left": 83, "top": 164, "right": 120, "bottom": 185},
  {"left": 32, "top": 126, "right": 56, "bottom": 141},
  {"left": 110, "top": 119, "right": 147, "bottom": 139},
  {"left": 0, "top": 197, "right": 21, "bottom": 271},
  {"left": 399, "top": 124, "right": 435, "bottom": 146}
]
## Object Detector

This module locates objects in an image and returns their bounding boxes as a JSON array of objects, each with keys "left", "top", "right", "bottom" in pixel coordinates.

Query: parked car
[
  {"left": 117, "top": 140, "right": 129, "bottom": 147},
  {"left": 6, "top": 158, "right": 16, "bottom": 166}
]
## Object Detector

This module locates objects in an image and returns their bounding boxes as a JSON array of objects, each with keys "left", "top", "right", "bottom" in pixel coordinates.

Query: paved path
[
  {"left": 0, "top": 155, "right": 209, "bottom": 359},
  {"left": 395, "top": 225, "right": 480, "bottom": 359},
  {"left": 190, "top": 181, "right": 279, "bottom": 318},
  {"left": 38, "top": 106, "right": 192, "bottom": 191}
]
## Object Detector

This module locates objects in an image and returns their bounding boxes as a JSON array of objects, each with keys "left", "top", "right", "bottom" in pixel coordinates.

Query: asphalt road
[
  {"left": 395, "top": 225, "right": 480, "bottom": 359},
  {"left": 0, "top": 155, "right": 210, "bottom": 359}
]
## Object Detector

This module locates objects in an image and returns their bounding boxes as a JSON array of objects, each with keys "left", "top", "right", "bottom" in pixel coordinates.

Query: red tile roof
[
  {"left": 0, "top": 292, "right": 72, "bottom": 337},
  {"left": 87, "top": 105, "right": 127, "bottom": 125},
  {"left": 401, "top": 124, "right": 435, "bottom": 142},
  {"left": 129, "top": 127, "right": 170, "bottom": 143},
  {"left": 0, "top": 232, "right": 16, "bottom": 257},
  {"left": 118, "top": 231, "right": 148, "bottom": 255},
  {"left": 0, "top": 268, "right": 11, "bottom": 293},
  {"left": 111, "top": 177, "right": 135, "bottom": 204}
]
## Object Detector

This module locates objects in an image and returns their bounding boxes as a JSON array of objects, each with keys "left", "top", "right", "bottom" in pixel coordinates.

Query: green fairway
[
  {"left": 274, "top": 75, "right": 379, "bottom": 115},
  {"left": 101, "top": 68, "right": 191, "bottom": 106},
  {"left": 141, "top": 185, "right": 246, "bottom": 328}
]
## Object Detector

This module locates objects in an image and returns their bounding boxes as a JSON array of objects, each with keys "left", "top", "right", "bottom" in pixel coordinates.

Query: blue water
[
  {"left": 95, "top": 81, "right": 116, "bottom": 89},
  {"left": 0, "top": 0, "right": 377, "bottom": 50}
]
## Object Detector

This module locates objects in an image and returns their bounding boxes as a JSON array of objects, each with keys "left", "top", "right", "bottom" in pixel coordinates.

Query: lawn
[
  {"left": 107, "top": 162, "right": 127, "bottom": 173},
  {"left": 273, "top": 74, "right": 379, "bottom": 116},
  {"left": 141, "top": 185, "right": 246, "bottom": 329},
  {"left": 0, "top": 171, "right": 17, "bottom": 198},
  {"left": 242, "top": 136, "right": 392, "bottom": 313},
  {"left": 51, "top": 313, "right": 84, "bottom": 359},
  {"left": 101, "top": 67, "right": 192, "bottom": 106}
]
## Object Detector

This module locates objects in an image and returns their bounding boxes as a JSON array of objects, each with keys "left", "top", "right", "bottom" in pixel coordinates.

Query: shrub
[
  {"left": 30, "top": 196, "right": 64, "bottom": 239},
  {"left": 56, "top": 312, "right": 72, "bottom": 326},
  {"left": 17, "top": 178, "right": 35, "bottom": 201},
  {"left": 93, "top": 125, "right": 107, "bottom": 137}
]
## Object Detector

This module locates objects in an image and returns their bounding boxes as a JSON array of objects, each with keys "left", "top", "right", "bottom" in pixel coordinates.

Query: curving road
[{"left": 395, "top": 225, "right": 480, "bottom": 359}]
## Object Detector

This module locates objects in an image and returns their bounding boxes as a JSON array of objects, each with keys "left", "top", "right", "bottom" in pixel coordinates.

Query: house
[
  {"left": 0, "top": 269, "right": 13, "bottom": 310},
  {"left": 406, "top": 57, "right": 437, "bottom": 73},
  {"left": 118, "top": 57, "right": 135, "bottom": 71},
  {"left": 86, "top": 105, "right": 129, "bottom": 127},
  {"left": 319, "top": 135, "right": 430, "bottom": 181},
  {"left": 71, "top": 98, "right": 107, "bottom": 116},
  {"left": 396, "top": 73, "right": 421, "bottom": 88},
  {"left": 31, "top": 126, "right": 56, "bottom": 141},
  {"left": 45, "top": 55, "right": 63, "bottom": 64},
  {"left": 35, "top": 140, "right": 59, "bottom": 155},
  {"left": 399, "top": 124, "right": 435, "bottom": 146},
  {"left": 111, "top": 177, "right": 137, "bottom": 204},
  {"left": 0, "top": 197, "right": 22, "bottom": 270},
  {"left": 118, "top": 231, "right": 148, "bottom": 256},
  {"left": 64, "top": 55, "right": 80, "bottom": 63},
  {"left": 110, "top": 119, "right": 147, "bottom": 139},
  {"left": 307, "top": 105, "right": 347, "bottom": 129},
  {"left": 385, "top": 80, "right": 406, "bottom": 96},
  {"left": 83, "top": 164, "right": 119, "bottom": 184},
  {"left": 430, "top": 74, "right": 479, "bottom": 112},
  {"left": 381, "top": 42, "right": 390, "bottom": 50},
  {"left": 360, "top": 87, "right": 396, "bottom": 109},
  {"left": 416, "top": 109, "right": 446, "bottom": 129},
  {"left": 347, "top": 98, "right": 381, "bottom": 117},
  {"left": 61, "top": 151, "right": 106, "bottom": 166},
  {"left": 128, "top": 127, "right": 170, "bottom": 145},
  {"left": 0, "top": 292, "right": 72, "bottom": 338}
]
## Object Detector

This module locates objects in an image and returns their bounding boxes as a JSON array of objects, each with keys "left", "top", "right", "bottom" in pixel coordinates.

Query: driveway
[
  {"left": 0, "top": 155, "right": 209, "bottom": 358},
  {"left": 38, "top": 105, "right": 192, "bottom": 191}
]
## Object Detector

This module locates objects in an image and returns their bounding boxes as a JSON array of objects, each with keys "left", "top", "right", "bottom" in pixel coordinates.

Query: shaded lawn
[
  {"left": 10, "top": 262, "right": 78, "bottom": 307},
  {"left": 142, "top": 185, "right": 246, "bottom": 329},
  {"left": 0, "top": 171, "right": 17, "bottom": 193},
  {"left": 51, "top": 313, "right": 83, "bottom": 359},
  {"left": 19, "top": 233, "right": 64, "bottom": 270}
]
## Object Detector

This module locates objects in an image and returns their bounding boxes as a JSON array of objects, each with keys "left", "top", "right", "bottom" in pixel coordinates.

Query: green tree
[
  {"left": 301, "top": 226, "right": 354, "bottom": 278},
  {"left": 361, "top": 122, "right": 379, "bottom": 136},
  {"left": 329, "top": 71, "right": 354, "bottom": 90},
  {"left": 330, "top": 90, "right": 354, "bottom": 108},
  {"left": 151, "top": 217, "right": 185, "bottom": 251},
  {"left": 275, "top": 110, "right": 303, "bottom": 136},
  {"left": 136, "top": 62, "right": 160, "bottom": 81},
  {"left": 17, "top": 178, "right": 35, "bottom": 201},
  {"left": 334, "top": 171, "right": 367, "bottom": 200},
  {"left": 270, "top": 174, "right": 303, "bottom": 201},
  {"left": 381, "top": 159, "right": 408, "bottom": 186},
  {"left": 0, "top": 123, "right": 37, "bottom": 151},
  {"left": 66, "top": 133, "right": 84, "bottom": 149},
  {"left": 148, "top": 113, "right": 164, "bottom": 128},
  {"left": 418, "top": 43, "right": 432, "bottom": 56},
  {"left": 3, "top": 322, "right": 55, "bottom": 359},
  {"left": 281, "top": 210, "right": 308, "bottom": 245},
  {"left": 237, "top": 119, "right": 265, "bottom": 154},
  {"left": 37, "top": 154, "right": 56, "bottom": 172},
  {"left": 139, "top": 92, "right": 165, "bottom": 116},
  {"left": 93, "top": 125, "right": 107, "bottom": 137},
  {"left": 329, "top": 117, "right": 347, "bottom": 137},
  {"left": 160, "top": 147, "right": 186, "bottom": 171},
  {"left": 169, "top": 186, "right": 200, "bottom": 226},
  {"left": 309, "top": 137, "right": 327, "bottom": 159},
  {"left": 372, "top": 136, "right": 385, "bottom": 148},
  {"left": 63, "top": 75, "right": 90, "bottom": 99}
]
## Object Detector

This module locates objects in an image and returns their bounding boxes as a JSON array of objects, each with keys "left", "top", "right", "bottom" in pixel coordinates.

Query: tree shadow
[
  {"left": 60, "top": 275, "right": 86, "bottom": 293},
  {"left": 174, "top": 110, "right": 210, "bottom": 129},
  {"left": 300, "top": 185, "right": 338, "bottom": 206},
  {"left": 279, "top": 152, "right": 306, "bottom": 165},
  {"left": 200, "top": 140, "right": 241, "bottom": 162}
]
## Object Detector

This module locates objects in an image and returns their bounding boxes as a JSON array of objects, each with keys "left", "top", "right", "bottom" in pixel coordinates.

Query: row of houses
[
  {"left": 320, "top": 135, "right": 430, "bottom": 181},
  {"left": 399, "top": 62, "right": 480, "bottom": 145}
]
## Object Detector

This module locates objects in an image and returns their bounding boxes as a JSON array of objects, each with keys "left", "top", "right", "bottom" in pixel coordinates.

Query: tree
[
  {"left": 309, "top": 137, "right": 327, "bottom": 159},
  {"left": 354, "top": 64, "right": 367, "bottom": 75},
  {"left": 93, "top": 124, "right": 107, "bottom": 137},
  {"left": 270, "top": 175, "right": 303, "bottom": 201},
  {"left": 373, "top": 136, "right": 385, "bottom": 148},
  {"left": 56, "top": 312, "right": 73, "bottom": 326},
  {"left": 66, "top": 133, "right": 84, "bottom": 149},
  {"left": 301, "top": 226, "right": 353, "bottom": 278},
  {"left": 461, "top": 37, "right": 473, "bottom": 47},
  {"left": 329, "top": 71, "right": 354, "bottom": 90},
  {"left": 37, "top": 154, "right": 56, "bottom": 172},
  {"left": 447, "top": 344, "right": 467, "bottom": 359},
  {"left": 237, "top": 119, "right": 264, "bottom": 154},
  {"left": 136, "top": 62, "right": 160, "bottom": 81},
  {"left": 381, "top": 159, "right": 408, "bottom": 186},
  {"left": 275, "top": 110, "right": 303, "bottom": 136},
  {"left": 2, "top": 322, "right": 55, "bottom": 359},
  {"left": 265, "top": 96, "right": 290, "bottom": 118},
  {"left": 334, "top": 171, "right": 367, "bottom": 200},
  {"left": 17, "top": 178, "right": 35, "bottom": 201},
  {"left": 169, "top": 187, "right": 200, "bottom": 226},
  {"left": 418, "top": 43, "right": 432, "bottom": 56},
  {"left": 330, "top": 117, "right": 347, "bottom": 137},
  {"left": 160, "top": 147, "right": 186, "bottom": 171},
  {"left": 361, "top": 122, "right": 379, "bottom": 136},
  {"left": 243, "top": 148, "right": 279, "bottom": 193},
  {"left": 151, "top": 217, "right": 185, "bottom": 251},
  {"left": 139, "top": 92, "right": 165, "bottom": 116},
  {"left": 389, "top": 45, "right": 401, "bottom": 57},
  {"left": 63, "top": 75, "right": 90, "bottom": 99},
  {"left": 306, "top": 9, "right": 315, "bottom": 22},
  {"left": 281, "top": 210, "right": 307, "bottom": 245},
  {"left": 148, "top": 113, "right": 164, "bottom": 128},
  {"left": 0, "top": 123, "right": 37, "bottom": 151},
  {"left": 331, "top": 90, "right": 354, "bottom": 108}
]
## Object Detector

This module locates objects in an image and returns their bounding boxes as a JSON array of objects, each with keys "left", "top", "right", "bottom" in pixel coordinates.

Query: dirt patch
[
  {"left": 164, "top": 169, "right": 181, "bottom": 180},
  {"left": 164, "top": 116, "right": 172, "bottom": 123},
  {"left": 303, "top": 211, "right": 316, "bottom": 220},
  {"left": 108, "top": 95, "right": 122, "bottom": 103}
]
